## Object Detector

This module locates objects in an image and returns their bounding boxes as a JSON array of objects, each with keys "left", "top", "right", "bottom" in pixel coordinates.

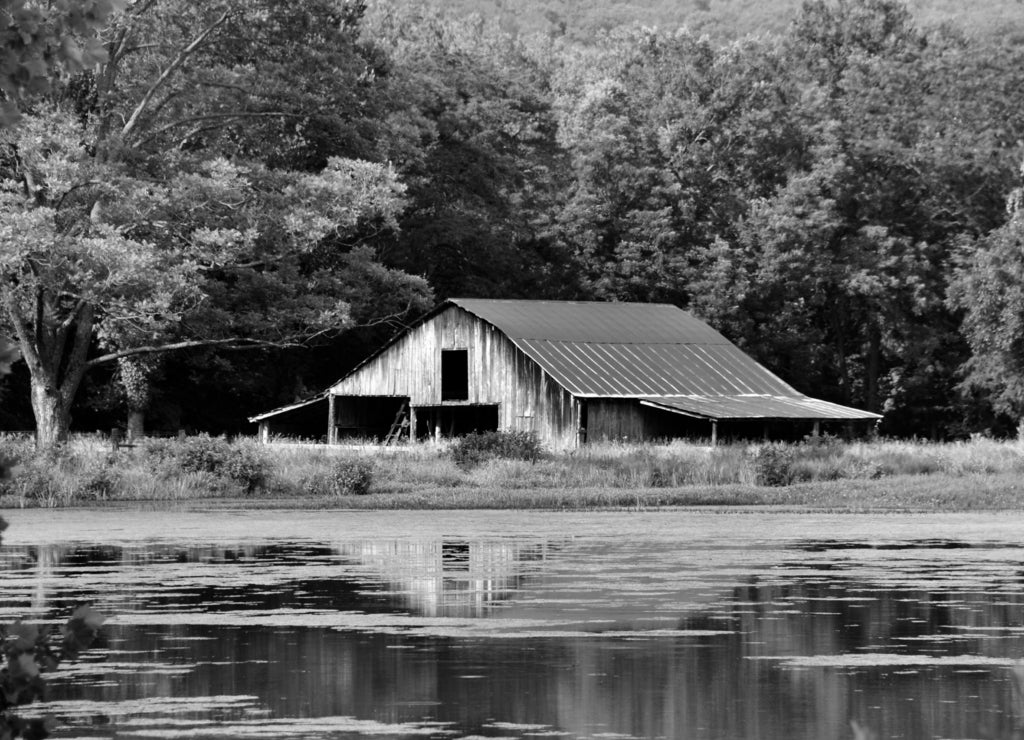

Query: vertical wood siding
[
  {"left": 330, "top": 306, "right": 578, "bottom": 447},
  {"left": 587, "top": 399, "right": 649, "bottom": 442}
]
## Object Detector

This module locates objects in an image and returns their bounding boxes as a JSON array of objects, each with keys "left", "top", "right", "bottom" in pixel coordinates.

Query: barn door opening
[
  {"left": 415, "top": 404, "right": 498, "bottom": 439},
  {"left": 441, "top": 349, "right": 469, "bottom": 401},
  {"left": 334, "top": 396, "right": 410, "bottom": 442}
]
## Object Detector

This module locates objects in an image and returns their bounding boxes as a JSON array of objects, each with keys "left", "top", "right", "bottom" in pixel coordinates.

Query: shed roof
[
  {"left": 248, "top": 392, "right": 326, "bottom": 423},
  {"left": 450, "top": 299, "right": 879, "bottom": 419},
  {"left": 640, "top": 396, "right": 877, "bottom": 421}
]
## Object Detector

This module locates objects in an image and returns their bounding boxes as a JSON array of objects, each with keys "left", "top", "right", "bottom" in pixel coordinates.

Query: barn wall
[
  {"left": 330, "top": 306, "right": 578, "bottom": 448},
  {"left": 586, "top": 399, "right": 649, "bottom": 442}
]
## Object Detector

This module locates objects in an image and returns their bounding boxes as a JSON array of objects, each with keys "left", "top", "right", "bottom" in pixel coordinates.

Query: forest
[{"left": 2, "top": 0, "right": 1024, "bottom": 446}]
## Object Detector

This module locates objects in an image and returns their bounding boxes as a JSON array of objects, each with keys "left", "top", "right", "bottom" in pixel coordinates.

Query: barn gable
[{"left": 327, "top": 303, "right": 578, "bottom": 446}]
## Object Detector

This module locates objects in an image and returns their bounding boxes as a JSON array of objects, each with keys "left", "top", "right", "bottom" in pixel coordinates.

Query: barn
[{"left": 249, "top": 298, "right": 880, "bottom": 447}]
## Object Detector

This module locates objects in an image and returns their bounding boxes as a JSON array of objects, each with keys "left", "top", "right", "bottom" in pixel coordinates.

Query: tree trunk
[
  {"left": 4, "top": 294, "right": 95, "bottom": 452},
  {"left": 30, "top": 382, "right": 73, "bottom": 449},
  {"left": 866, "top": 323, "right": 881, "bottom": 412}
]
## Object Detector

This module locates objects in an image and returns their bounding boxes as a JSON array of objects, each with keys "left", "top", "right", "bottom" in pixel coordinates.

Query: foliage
[
  {"left": 948, "top": 172, "right": 1024, "bottom": 424},
  {"left": 0, "top": 501, "right": 105, "bottom": 737},
  {"left": 0, "top": 0, "right": 126, "bottom": 126},
  {"left": 174, "top": 435, "right": 269, "bottom": 493},
  {"left": 0, "top": 0, "right": 419, "bottom": 449},
  {"left": 365, "top": 2, "right": 571, "bottom": 299},
  {"left": 408, "top": 0, "right": 1024, "bottom": 42},
  {"left": 448, "top": 430, "right": 544, "bottom": 468},
  {"left": 0, "top": 605, "right": 105, "bottom": 738},
  {"left": 1, "top": 437, "right": 1023, "bottom": 506},
  {"left": 304, "top": 458, "right": 375, "bottom": 496},
  {"left": 751, "top": 444, "right": 797, "bottom": 487},
  {"left": 4, "top": 0, "right": 1024, "bottom": 443}
]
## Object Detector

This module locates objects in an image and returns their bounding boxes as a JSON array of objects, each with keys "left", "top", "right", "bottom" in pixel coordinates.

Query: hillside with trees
[
  {"left": 2, "top": 0, "right": 1024, "bottom": 444},
  {"left": 421, "top": 0, "right": 1024, "bottom": 42}
]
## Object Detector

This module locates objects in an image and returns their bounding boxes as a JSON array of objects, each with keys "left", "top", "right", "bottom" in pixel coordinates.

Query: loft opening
[{"left": 441, "top": 349, "right": 469, "bottom": 401}]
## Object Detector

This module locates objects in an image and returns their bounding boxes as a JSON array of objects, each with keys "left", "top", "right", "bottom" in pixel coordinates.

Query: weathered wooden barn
[{"left": 249, "top": 299, "right": 880, "bottom": 446}]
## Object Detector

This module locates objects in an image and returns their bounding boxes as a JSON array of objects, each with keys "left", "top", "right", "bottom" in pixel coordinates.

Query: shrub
[
  {"left": 0, "top": 434, "right": 32, "bottom": 480},
  {"left": 165, "top": 435, "right": 269, "bottom": 493},
  {"left": 449, "top": 430, "right": 543, "bottom": 469},
  {"left": 305, "top": 458, "right": 374, "bottom": 496},
  {"left": 79, "top": 455, "right": 120, "bottom": 500},
  {"left": 753, "top": 444, "right": 796, "bottom": 486}
]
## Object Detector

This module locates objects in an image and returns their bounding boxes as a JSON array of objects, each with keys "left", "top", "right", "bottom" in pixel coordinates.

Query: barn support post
[
  {"left": 327, "top": 393, "right": 336, "bottom": 445},
  {"left": 711, "top": 421, "right": 718, "bottom": 446},
  {"left": 812, "top": 420, "right": 820, "bottom": 438},
  {"left": 409, "top": 406, "right": 417, "bottom": 443},
  {"left": 259, "top": 422, "right": 269, "bottom": 444}
]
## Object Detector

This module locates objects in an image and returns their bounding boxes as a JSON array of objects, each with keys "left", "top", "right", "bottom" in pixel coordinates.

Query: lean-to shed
[{"left": 249, "top": 298, "right": 880, "bottom": 446}]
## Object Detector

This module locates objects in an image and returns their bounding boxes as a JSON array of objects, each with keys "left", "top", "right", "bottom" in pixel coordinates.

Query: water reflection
[
  {"left": 1, "top": 512, "right": 1024, "bottom": 739},
  {"left": 332, "top": 539, "right": 555, "bottom": 617}
]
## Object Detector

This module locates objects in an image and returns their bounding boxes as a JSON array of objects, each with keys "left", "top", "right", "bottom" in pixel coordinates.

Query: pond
[{"left": 1, "top": 509, "right": 1023, "bottom": 739}]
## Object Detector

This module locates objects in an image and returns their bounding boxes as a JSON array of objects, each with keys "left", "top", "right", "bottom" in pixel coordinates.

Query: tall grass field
[{"left": 2, "top": 432, "right": 1023, "bottom": 511}]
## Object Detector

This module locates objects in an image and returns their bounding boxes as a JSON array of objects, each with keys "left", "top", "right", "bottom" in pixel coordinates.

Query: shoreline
[{"left": 3, "top": 471, "right": 1021, "bottom": 513}]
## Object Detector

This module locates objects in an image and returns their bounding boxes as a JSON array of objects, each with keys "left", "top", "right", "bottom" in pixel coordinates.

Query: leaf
[
  {"left": 69, "top": 606, "right": 106, "bottom": 632},
  {"left": 12, "top": 652, "right": 39, "bottom": 680},
  {"left": 61, "top": 605, "right": 106, "bottom": 658},
  {"left": 8, "top": 622, "right": 38, "bottom": 652}
]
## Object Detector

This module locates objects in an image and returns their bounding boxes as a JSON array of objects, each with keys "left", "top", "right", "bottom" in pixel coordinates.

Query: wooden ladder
[{"left": 382, "top": 402, "right": 409, "bottom": 446}]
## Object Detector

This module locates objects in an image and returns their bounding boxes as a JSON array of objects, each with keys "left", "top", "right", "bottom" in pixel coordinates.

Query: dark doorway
[
  {"left": 415, "top": 404, "right": 498, "bottom": 439},
  {"left": 334, "top": 396, "right": 410, "bottom": 442},
  {"left": 441, "top": 350, "right": 469, "bottom": 401}
]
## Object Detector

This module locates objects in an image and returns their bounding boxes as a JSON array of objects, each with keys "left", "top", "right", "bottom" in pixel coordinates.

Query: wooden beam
[
  {"left": 711, "top": 420, "right": 718, "bottom": 446},
  {"left": 327, "top": 393, "right": 336, "bottom": 445},
  {"left": 409, "top": 405, "right": 417, "bottom": 443}
]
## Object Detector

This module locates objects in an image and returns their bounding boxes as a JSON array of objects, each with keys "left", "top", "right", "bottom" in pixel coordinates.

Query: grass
[{"left": 1, "top": 433, "right": 1024, "bottom": 511}]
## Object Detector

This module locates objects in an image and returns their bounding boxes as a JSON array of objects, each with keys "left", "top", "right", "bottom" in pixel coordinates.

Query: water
[{"left": 1, "top": 509, "right": 1023, "bottom": 739}]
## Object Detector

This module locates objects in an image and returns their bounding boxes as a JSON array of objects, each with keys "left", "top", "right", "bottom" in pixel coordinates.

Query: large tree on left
[{"left": 0, "top": 0, "right": 412, "bottom": 448}]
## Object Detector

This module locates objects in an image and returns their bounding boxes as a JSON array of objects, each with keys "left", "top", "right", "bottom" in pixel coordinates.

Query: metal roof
[
  {"left": 451, "top": 298, "right": 726, "bottom": 343},
  {"left": 451, "top": 299, "right": 880, "bottom": 421},
  {"left": 250, "top": 299, "right": 880, "bottom": 424},
  {"left": 641, "top": 396, "right": 881, "bottom": 421},
  {"left": 514, "top": 340, "right": 798, "bottom": 397}
]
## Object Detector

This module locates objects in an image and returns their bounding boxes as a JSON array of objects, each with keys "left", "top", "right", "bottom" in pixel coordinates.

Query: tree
[
  {"left": 1, "top": 0, "right": 414, "bottom": 449},
  {"left": 0, "top": 0, "right": 126, "bottom": 126},
  {"left": 550, "top": 26, "right": 813, "bottom": 303},
  {"left": 686, "top": 1, "right": 1024, "bottom": 433},
  {"left": 365, "top": 2, "right": 569, "bottom": 299},
  {"left": 949, "top": 170, "right": 1024, "bottom": 430}
]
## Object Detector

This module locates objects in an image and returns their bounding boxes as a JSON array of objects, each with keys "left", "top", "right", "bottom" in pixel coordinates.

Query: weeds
[
  {"left": 2, "top": 434, "right": 1024, "bottom": 509},
  {"left": 303, "top": 459, "right": 375, "bottom": 496},
  {"left": 449, "top": 430, "right": 543, "bottom": 468}
]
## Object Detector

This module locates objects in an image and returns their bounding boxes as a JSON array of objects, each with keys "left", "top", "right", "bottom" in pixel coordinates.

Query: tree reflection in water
[{"left": 0, "top": 512, "right": 1023, "bottom": 739}]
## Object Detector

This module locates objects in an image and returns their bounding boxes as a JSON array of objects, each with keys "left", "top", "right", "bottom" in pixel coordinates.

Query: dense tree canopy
[{"left": 3, "top": 0, "right": 1024, "bottom": 441}]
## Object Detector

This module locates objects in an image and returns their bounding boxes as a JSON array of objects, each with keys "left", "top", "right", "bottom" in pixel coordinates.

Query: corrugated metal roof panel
[
  {"left": 452, "top": 298, "right": 728, "bottom": 343},
  {"left": 641, "top": 396, "right": 882, "bottom": 421},
  {"left": 515, "top": 340, "right": 800, "bottom": 397}
]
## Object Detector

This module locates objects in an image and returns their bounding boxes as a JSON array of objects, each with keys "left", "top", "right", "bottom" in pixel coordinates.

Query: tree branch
[
  {"left": 121, "top": 10, "right": 231, "bottom": 141},
  {"left": 59, "top": 305, "right": 95, "bottom": 395},
  {"left": 1, "top": 287, "right": 46, "bottom": 382},
  {"left": 138, "top": 111, "right": 303, "bottom": 147},
  {"left": 84, "top": 336, "right": 303, "bottom": 369}
]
